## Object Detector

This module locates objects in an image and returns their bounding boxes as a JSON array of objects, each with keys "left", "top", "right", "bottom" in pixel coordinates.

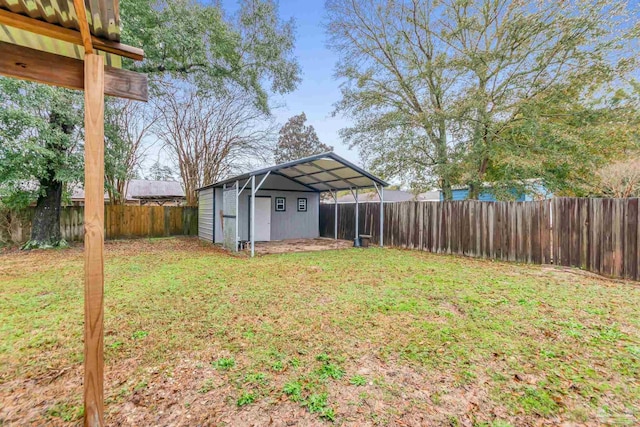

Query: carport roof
[{"left": 199, "top": 152, "right": 388, "bottom": 192}]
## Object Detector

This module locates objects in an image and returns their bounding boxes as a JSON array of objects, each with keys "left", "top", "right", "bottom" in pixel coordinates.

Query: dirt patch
[{"left": 242, "top": 238, "right": 353, "bottom": 255}]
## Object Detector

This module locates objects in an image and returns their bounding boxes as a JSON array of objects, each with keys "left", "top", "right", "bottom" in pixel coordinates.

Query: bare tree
[
  {"left": 154, "top": 86, "right": 274, "bottom": 206},
  {"left": 596, "top": 159, "right": 640, "bottom": 198},
  {"left": 104, "top": 99, "right": 158, "bottom": 204}
]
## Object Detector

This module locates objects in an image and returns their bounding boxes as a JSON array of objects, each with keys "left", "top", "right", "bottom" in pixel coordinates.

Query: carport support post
[
  {"left": 333, "top": 190, "right": 338, "bottom": 240},
  {"left": 355, "top": 188, "right": 359, "bottom": 244},
  {"left": 235, "top": 180, "right": 239, "bottom": 252},
  {"left": 250, "top": 175, "right": 256, "bottom": 257},
  {"left": 380, "top": 186, "right": 384, "bottom": 247}
]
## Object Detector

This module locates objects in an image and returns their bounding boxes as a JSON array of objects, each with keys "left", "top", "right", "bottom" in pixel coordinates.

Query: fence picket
[
  {"left": 2, "top": 206, "right": 198, "bottom": 243},
  {"left": 319, "top": 198, "right": 640, "bottom": 281}
]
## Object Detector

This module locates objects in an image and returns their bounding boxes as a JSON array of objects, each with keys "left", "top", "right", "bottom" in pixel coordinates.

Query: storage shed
[{"left": 197, "top": 152, "right": 388, "bottom": 256}]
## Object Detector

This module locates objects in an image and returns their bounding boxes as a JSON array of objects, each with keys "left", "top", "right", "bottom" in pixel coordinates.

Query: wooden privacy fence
[
  {"left": 2, "top": 206, "right": 198, "bottom": 243},
  {"left": 320, "top": 198, "right": 640, "bottom": 281},
  {"left": 552, "top": 198, "right": 639, "bottom": 280}
]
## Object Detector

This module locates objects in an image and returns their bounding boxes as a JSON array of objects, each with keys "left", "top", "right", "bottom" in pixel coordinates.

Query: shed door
[{"left": 253, "top": 197, "right": 271, "bottom": 241}]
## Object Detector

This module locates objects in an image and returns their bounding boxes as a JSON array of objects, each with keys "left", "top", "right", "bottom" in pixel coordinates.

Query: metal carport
[{"left": 198, "top": 152, "right": 388, "bottom": 257}]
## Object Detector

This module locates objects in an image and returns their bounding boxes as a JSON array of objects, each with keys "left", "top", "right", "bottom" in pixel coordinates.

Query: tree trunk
[
  {"left": 27, "top": 177, "right": 63, "bottom": 247},
  {"left": 23, "top": 109, "right": 72, "bottom": 249},
  {"left": 434, "top": 128, "right": 453, "bottom": 201},
  {"left": 468, "top": 182, "right": 480, "bottom": 200},
  {"left": 441, "top": 179, "right": 453, "bottom": 200},
  {"left": 468, "top": 120, "right": 491, "bottom": 200}
]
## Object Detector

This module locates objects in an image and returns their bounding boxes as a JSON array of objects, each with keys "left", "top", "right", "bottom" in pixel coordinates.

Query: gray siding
[
  {"left": 237, "top": 190, "right": 319, "bottom": 241},
  {"left": 198, "top": 188, "right": 213, "bottom": 241},
  {"left": 214, "top": 187, "right": 223, "bottom": 243}
]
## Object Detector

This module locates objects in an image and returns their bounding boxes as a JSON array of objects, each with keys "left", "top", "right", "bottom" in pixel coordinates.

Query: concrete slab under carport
[{"left": 241, "top": 238, "right": 353, "bottom": 255}]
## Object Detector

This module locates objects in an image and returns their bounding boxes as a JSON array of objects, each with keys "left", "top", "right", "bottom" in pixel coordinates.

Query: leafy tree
[
  {"left": 0, "top": 0, "right": 300, "bottom": 247},
  {"left": 0, "top": 79, "right": 83, "bottom": 247},
  {"left": 274, "top": 113, "right": 332, "bottom": 163},
  {"left": 486, "top": 82, "right": 640, "bottom": 197},
  {"left": 120, "top": 0, "right": 300, "bottom": 112},
  {"left": 121, "top": 0, "right": 301, "bottom": 204},
  {"left": 326, "top": 0, "right": 637, "bottom": 199}
]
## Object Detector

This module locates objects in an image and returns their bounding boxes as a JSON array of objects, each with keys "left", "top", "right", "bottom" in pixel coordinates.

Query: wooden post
[{"left": 83, "top": 53, "right": 105, "bottom": 427}]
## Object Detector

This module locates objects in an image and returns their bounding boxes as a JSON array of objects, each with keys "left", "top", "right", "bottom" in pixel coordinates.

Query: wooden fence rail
[
  {"left": 320, "top": 198, "right": 640, "bottom": 281},
  {"left": 1, "top": 206, "right": 198, "bottom": 243}
]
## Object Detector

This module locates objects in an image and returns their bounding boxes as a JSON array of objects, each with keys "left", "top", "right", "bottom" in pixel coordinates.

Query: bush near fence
[
  {"left": 320, "top": 198, "right": 640, "bottom": 281},
  {"left": 1, "top": 206, "right": 198, "bottom": 244}
]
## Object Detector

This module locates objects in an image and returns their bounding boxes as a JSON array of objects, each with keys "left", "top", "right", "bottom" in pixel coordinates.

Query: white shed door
[{"left": 253, "top": 197, "right": 271, "bottom": 241}]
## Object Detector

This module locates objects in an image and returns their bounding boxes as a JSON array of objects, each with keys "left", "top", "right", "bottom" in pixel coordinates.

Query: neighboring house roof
[
  {"left": 71, "top": 180, "right": 184, "bottom": 202},
  {"left": 200, "top": 152, "right": 388, "bottom": 192},
  {"left": 127, "top": 180, "right": 184, "bottom": 199},
  {"left": 416, "top": 190, "right": 441, "bottom": 201},
  {"left": 335, "top": 189, "right": 416, "bottom": 203}
]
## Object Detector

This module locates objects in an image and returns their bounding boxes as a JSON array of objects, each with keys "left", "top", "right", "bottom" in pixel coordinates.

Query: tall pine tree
[{"left": 274, "top": 113, "right": 332, "bottom": 163}]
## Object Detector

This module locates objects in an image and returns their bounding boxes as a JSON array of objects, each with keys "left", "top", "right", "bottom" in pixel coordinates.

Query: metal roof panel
[{"left": 198, "top": 152, "right": 388, "bottom": 192}]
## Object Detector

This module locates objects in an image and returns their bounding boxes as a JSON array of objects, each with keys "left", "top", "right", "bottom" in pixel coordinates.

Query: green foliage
[
  {"left": 0, "top": 79, "right": 83, "bottom": 209},
  {"left": 131, "top": 330, "right": 149, "bottom": 340},
  {"left": 274, "top": 113, "right": 333, "bottom": 163},
  {"left": 486, "top": 81, "right": 640, "bottom": 196},
  {"left": 316, "top": 362, "right": 345, "bottom": 380},
  {"left": 3, "top": 239, "right": 640, "bottom": 423},
  {"left": 327, "top": 0, "right": 639, "bottom": 197},
  {"left": 306, "top": 393, "right": 335, "bottom": 421},
  {"left": 283, "top": 380, "right": 303, "bottom": 402},
  {"left": 46, "top": 402, "right": 83, "bottom": 422},
  {"left": 236, "top": 391, "right": 257, "bottom": 406},
  {"left": 120, "top": 0, "right": 300, "bottom": 112},
  {"left": 245, "top": 372, "right": 269, "bottom": 385},
  {"left": 518, "top": 386, "right": 559, "bottom": 416},
  {"left": 213, "top": 357, "right": 235, "bottom": 370},
  {"left": 349, "top": 375, "right": 367, "bottom": 386}
]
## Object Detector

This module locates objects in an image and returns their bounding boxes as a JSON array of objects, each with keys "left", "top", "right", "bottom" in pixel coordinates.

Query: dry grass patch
[{"left": 1, "top": 237, "right": 639, "bottom": 426}]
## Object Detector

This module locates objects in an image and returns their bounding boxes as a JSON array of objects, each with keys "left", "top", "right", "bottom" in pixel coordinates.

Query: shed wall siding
[
  {"left": 214, "top": 187, "right": 224, "bottom": 243},
  {"left": 237, "top": 190, "right": 319, "bottom": 241},
  {"left": 198, "top": 188, "right": 214, "bottom": 241}
]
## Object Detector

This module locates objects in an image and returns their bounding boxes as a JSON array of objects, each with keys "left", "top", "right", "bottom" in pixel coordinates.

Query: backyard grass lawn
[{"left": 1, "top": 238, "right": 639, "bottom": 426}]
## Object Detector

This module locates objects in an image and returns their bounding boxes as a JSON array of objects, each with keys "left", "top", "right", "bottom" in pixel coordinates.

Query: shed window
[
  {"left": 297, "top": 198, "right": 307, "bottom": 212},
  {"left": 275, "top": 197, "right": 286, "bottom": 212}
]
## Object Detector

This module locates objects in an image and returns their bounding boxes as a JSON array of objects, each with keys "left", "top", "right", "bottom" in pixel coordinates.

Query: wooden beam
[
  {"left": 72, "top": 0, "right": 94, "bottom": 53},
  {"left": 0, "top": 41, "right": 148, "bottom": 101},
  {"left": 104, "top": 67, "right": 148, "bottom": 102},
  {"left": 0, "top": 9, "right": 144, "bottom": 61},
  {"left": 83, "top": 53, "right": 105, "bottom": 427}
]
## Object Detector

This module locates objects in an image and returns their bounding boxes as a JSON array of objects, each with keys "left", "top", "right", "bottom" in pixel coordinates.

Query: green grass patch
[{"left": 1, "top": 237, "right": 639, "bottom": 424}]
